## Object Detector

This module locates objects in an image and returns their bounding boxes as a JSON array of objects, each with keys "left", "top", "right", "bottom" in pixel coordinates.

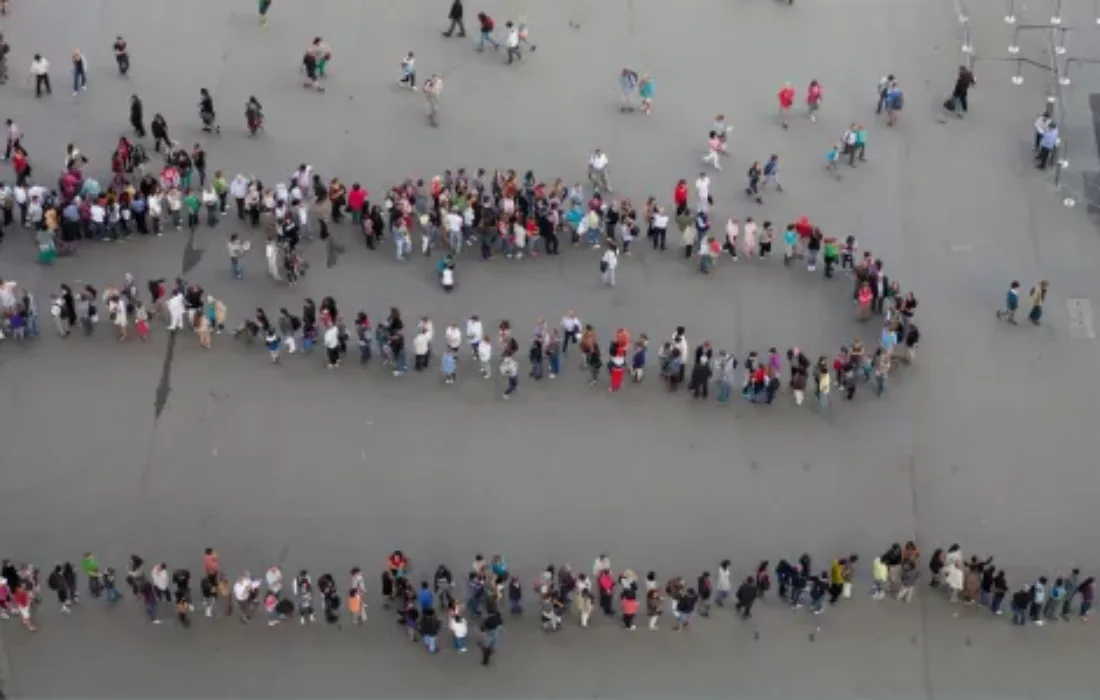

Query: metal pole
[
  {"left": 1052, "top": 0, "right": 1064, "bottom": 23},
  {"left": 1006, "top": 0, "right": 1017, "bottom": 23},
  {"left": 1048, "top": 27, "right": 1067, "bottom": 189}
]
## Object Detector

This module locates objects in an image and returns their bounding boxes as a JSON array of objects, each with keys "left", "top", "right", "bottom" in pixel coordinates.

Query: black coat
[{"left": 448, "top": 0, "right": 463, "bottom": 19}]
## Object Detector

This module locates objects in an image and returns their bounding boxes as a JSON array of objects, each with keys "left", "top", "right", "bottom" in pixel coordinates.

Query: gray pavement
[{"left": 0, "top": 0, "right": 1099, "bottom": 697}]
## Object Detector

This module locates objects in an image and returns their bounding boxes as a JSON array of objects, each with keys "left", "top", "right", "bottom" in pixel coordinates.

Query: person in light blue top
[
  {"left": 638, "top": 74, "right": 654, "bottom": 114},
  {"left": 1037, "top": 124, "right": 1059, "bottom": 169},
  {"left": 441, "top": 350, "right": 457, "bottom": 384},
  {"left": 783, "top": 224, "right": 798, "bottom": 266},
  {"left": 880, "top": 324, "right": 897, "bottom": 354}
]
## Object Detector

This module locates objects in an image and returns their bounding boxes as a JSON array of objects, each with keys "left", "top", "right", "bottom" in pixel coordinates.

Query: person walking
[
  {"left": 1027, "top": 280, "right": 1049, "bottom": 326},
  {"left": 948, "top": 65, "right": 975, "bottom": 118},
  {"left": 996, "top": 280, "right": 1020, "bottom": 324},
  {"left": 442, "top": 0, "right": 466, "bottom": 37},
  {"left": 734, "top": 576, "right": 757, "bottom": 620}
]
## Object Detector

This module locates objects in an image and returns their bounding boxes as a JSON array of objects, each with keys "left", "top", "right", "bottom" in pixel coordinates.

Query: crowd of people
[
  {"left": 0, "top": 543, "right": 1090, "bottom": 666},
  {"left": 0, "top": 270, "right": 918, "bottom": 405}
]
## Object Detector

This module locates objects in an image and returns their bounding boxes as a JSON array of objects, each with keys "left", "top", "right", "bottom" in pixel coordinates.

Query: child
[
  {"left": 545, "top": 329, "right": 561, "bottom": 378},
  {"left": 508, "top": 576, "right": 523, "bottom": 615},
  {"left": 702, "top": 131, "right": 722, "bottom": 170},
  {"left": 440, "top": 349, "right": 457, "bottom": 384},
  {"left": 135, "top": 302, "right": 150, "bottom": 340},
  {"left": 760, "top": 221, "right": 774, "bottom": 257},
  {"left": 826, "top": 144, "right": 841, "bottom": 179},
  {"left": 441, "top": 262, "right": 454, "bottom": 291},
  {"left": 348, "top": 588, "right": 364, "bottom": 624},
  {"left": 822, "top": 236, "right": 839, "bottom": 278},
  {"left": 265, "top": 328, "right": 280, "bottom": 363},
  {"left": 265, "top": 590, "right": 280, "bottom": 626},
  {"left": 528, "top": 335, "right": 544, "bottom": 379},
  {"left": 841, "top": 235, "right": 857, "bottom": 271},
  {"left": 631, "top": 335, "right": 648, "bottom": 382},
  {"left": 783, "top": 224, "right": 798, "bottom": 266}
]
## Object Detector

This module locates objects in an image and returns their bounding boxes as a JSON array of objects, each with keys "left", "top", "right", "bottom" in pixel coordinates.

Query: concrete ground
[{"left": 0, "top": 0, "right": 1098, "bottom": 697}]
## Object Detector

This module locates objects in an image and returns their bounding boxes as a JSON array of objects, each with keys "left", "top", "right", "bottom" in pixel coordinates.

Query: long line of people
[{"left": 2, "top": 544, "right": 1090, "bottom": 659}]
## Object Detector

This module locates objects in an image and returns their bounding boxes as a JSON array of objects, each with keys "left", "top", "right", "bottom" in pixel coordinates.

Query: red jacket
[
  {"left": 348, "top": 187, "right": 367, "bottom": 211},
  {"left": 674, "top": 183, "right": 688, "bottom": 207}
]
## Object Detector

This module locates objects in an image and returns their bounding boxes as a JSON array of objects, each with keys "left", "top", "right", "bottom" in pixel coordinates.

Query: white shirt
[
  {"left": 30, "top": 58, "right": 49, "bottom": 75},
  {"left": 266, "top": 568, "right": 283, "bottom": 591},
  {"left": 695, "top": 176, "right": 710, "bottom": 202},
  {"left": 726, "top": 219, "right": 739, "bottom": 244},
  {"left": 148, "top": 196, "right": 162, "bottom": 216},
  {"left": 7, "top": 123, "right": 20, "bottom": 141},
  {"left": 233, "top": 579, "right": 250, "bottom": 601},
  {"left": 652, "top": 212, "right": 669, "bottom": 229},
  {"left": 441, "top": 268, "right": 454, "bottom": 286},
  {"left": 450, "top": 617, "right": 468, "bottom": 638},
  {"left": 14, "top": 186, "right": 27, "bottom": 204},
  {"left": 445, "top": 211, "right": 462, "bottom": 233},
  {"left": 477, "top": 341, "right": 492, "bottom": 363},
  {"left": 588, "top": 152, "right": 608, "bottom": 171},
  {"left": 562, "top": 314, "right": 581, "bottom": 333},
  {"left": 466, "top": 318, "right": 483, "bottom": 343},
  {"left": 0, "top": 282, "right": 18, "bottom": 309},
  {"left": 296, "top": 206, "right": 308, "bottom": 226},
  {"left": 152, "top": 568, "right": 169, "bottom": 590},
  {"left": 601, "top": 249, "right": 618, "bottom": 270},
  {"left": 274, "top": 182, "right": 288, "bottom": 203},
  {"left": 323, "top": 326, "right": 340, "bottom": 349},
  {"left": 202, "top": 189, "right": 217, "bottom": 206},
  {"left": 230, "top": 176, "right": 248, "bottom": 199},
  {"left": 413, "top": 332, "right": 430, "bottom": 356},
  {"left": 445, "top": 325, "right": 461, "bottom": 349},
  {"left": 507, "top": 28, "right": 520, "bottom": 48},
  {"left": 421, "top": 320, "right": 434, "bottom": 342},
  {"left": 90, "top": 204, "right": 106, "bottom": 223}
]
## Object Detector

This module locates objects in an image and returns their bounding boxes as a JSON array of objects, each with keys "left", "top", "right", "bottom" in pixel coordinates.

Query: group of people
[
  {"left": 2, "top": 543, "right": 1089, "bottom": 665},
  {"left": 0, "top": 274, "right": 915, "bottom": 406}
]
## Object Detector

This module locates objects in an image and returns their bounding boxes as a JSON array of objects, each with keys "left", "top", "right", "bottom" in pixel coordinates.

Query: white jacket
[
  {"left": 450, "top": 616, "right": 468, "bottom": 638},
  {"left": 601, "top": 249, "right": 618, "bottom": 270},
  {"left": 466, "top": 319, "right": 483, "bottom": 343},
  {"left": 477, "top": 340, "right": 492, "bottom": 363}
]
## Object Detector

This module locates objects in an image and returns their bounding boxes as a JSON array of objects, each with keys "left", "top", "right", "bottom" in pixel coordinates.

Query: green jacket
[
  {"left": 82, "top": 555, "right": 100, "bottom": 577},
  {"left": 214, "top": 177, "right": 228, "bottom": 196},
  {"left": 184, "top": 194, "right": 200, "bottom": 213}
]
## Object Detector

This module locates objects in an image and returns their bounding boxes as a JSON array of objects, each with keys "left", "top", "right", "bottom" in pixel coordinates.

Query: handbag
[
  {"left": 599, "top": 260, "right": 609, "bottom": 273},
  {"left": 842, "top": 582, "right": 852, "bottom": 598}
]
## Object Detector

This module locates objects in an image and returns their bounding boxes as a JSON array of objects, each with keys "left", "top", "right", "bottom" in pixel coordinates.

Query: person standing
[
  {"left": 600, "top": 244, "right": 618, "bottom": 287},
  {"left": 71, "top": 49, "right": 88, "bottom": 95},
  {"left": 734, "top": 576, "right": 757, "bottom": 619},
  {"left": 442, "top": 0, "right": 466, "bottom": 37},
  {"left": 398, "top": 51, "right": 416, "bottom": 89},
  {"left": 1027, "top": 280, "right": 1049, "bottom": 326},
  {"left": 500, "top": 351, "right": 519, "bottom": 398},
  {"left": 588, "top": 148, "right": 611, "bottom": 193},
  {"left": 1036, "top": 122, "right": 1059, "bottom": 169},
  {"left": 113, "top": 36, "right": 130, "bottom": 74},
  {"left": 129, "top": 95, "right": 145, "bottom": 137},
  {"left": 30, "top": 53, "right": 51, "bottom": 97},
  {"left": 423, "top": 75, "right": 443, "bottom": 127}
]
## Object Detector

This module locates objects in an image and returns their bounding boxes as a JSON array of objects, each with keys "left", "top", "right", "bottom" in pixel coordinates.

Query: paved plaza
[{"left": 1, "top": 0, "right": 1099, "bottom": 697}]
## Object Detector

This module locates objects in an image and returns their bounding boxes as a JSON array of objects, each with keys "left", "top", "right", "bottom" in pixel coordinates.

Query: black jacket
[
  {"left": 736, "top": 582, "right": 757, "bottom": 605},
  {"left": 448, "top": 0, "right": 463, "bottom": 19}
]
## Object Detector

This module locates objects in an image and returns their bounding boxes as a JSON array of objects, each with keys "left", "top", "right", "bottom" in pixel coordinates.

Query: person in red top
[
  {"left": 777, "top": 82, "right": 795, "bottom": 129},
  {"left": 12, "top": 147, "right": 30, "bottom": 186},
  {"left": 347, "top": 183, "right": 367, "bottom": 223},
  {"left": 12, "top": 584, "right": 35, "bottom": 631},
  {"left": 673, "top": 179, "right": 688, "bottom": 210},
  {"left": 806, "top": 79, "right": 823, "bottom": 122}
]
